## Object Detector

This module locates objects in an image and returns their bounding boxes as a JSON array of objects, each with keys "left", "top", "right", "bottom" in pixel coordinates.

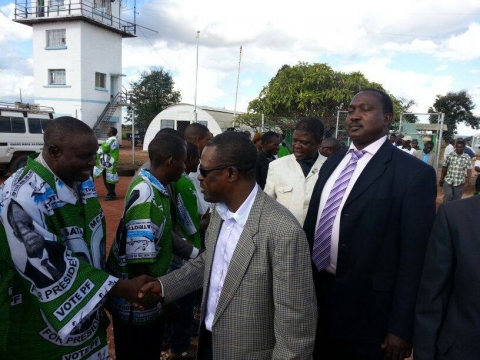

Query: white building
[
  {"left": 142, "top": 104, "right": 244, "bottom": 150},
  {"left": 13, "top": 0, "right": 135, "bottom": 137}
]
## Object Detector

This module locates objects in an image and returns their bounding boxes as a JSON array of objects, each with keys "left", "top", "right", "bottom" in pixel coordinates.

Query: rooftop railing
[{"left": 14, "top": 0, "right": 136, "bottom": 36}]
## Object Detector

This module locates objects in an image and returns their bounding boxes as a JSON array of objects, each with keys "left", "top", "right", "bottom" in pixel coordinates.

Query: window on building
[
  {"left": 49, "top": 69, "right": 66, "bottom": 85},
  {"left": 49, "top": 0, "right": 65, "bottom": 7},
  {"left": 28, "top": 118, "right": 51, "bottom": 134},
  {"left": 0, "top": 116, "right": 26, "bottom": 133},
  {"left": 95, "top": 72, "right": 107, "bottom": 89},
  {"left": 161, "top": 120, "right": 174, "bottom": 129},
  {"left": 46, "top": 29, "right": 66, "bottom": 48},
  {"left": 94, "top": 0, "right": 112, "bottom": 14}
]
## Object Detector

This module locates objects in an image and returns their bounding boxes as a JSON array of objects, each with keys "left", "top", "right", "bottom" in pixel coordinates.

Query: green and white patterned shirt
[
  {"left": 106, "top": 169, "right": 173, "bottom": 325},
  {"left": 443, "top": 152, "right": 472, "bottom": 186},
  {"left": 0, "top": 156, "right": 116, "bottom": 360}
]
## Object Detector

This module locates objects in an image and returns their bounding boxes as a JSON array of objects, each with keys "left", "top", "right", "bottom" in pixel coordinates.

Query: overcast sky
[{"left": 1, "top": 0, "right": 479, "bottom": 134}]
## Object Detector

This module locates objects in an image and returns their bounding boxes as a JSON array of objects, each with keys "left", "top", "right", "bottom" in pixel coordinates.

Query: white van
[{"left": 0, "top": 102, "right": 54, "bottom": 175}]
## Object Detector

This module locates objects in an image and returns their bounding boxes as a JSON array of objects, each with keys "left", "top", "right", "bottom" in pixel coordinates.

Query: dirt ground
[{"left": 0, "top": 141, "right": 477, "bottom": 358}]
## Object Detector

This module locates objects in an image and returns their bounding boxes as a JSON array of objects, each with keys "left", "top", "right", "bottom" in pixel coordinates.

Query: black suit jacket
[
  {"left": 303, "top": 139, "right": 437, "bottom": 344},
  {"left": 255, "top": 152, "right": 273, "bottom": 190},
  {"left": 414, "top": 196, "right": 480, "bottom": 360},
  {"left": 23, "top": 241, "right": 66, "bottom": 288}
]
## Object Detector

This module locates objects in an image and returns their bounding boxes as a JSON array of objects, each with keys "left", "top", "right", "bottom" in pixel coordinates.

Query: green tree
[
  {"left": 126, "top": 67, "right": 181, "bottom": 130},
  {"left": 429, "top": 90, "right": 480, "bottom": 139},
  {"left": 243, "top": 62, "right": 414, "bottom": 130}
]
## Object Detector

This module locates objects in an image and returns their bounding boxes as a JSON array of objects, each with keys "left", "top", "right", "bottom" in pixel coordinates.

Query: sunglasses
[
  {"left": 199, "top": 165, "right": 252, "bottom": 178},
  {"left": 199, "top": 165, "right": 234, "bottom": 178}
]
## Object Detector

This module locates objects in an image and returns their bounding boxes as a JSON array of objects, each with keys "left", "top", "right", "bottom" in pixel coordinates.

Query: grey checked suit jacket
[{"left": 160, "top": 189, "right": 317, "bottom": 360}]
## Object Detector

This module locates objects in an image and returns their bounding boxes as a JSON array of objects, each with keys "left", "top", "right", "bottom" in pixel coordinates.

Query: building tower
[{"left": 13, "top": 0, "right": 135, "bottom": 137}]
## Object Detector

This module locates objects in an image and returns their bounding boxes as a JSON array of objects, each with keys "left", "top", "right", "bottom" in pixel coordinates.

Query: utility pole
[
  {"left": 233, "top": 46, "right": 242, "bottom": 128},
  {"left": 131, "top": 107, "right": 135, "bottom": 164},
  {"left": 194, "top": 30, "right": 200, "bottom": 122}
]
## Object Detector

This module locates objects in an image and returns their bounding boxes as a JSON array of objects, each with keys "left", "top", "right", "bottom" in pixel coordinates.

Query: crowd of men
[{"left": 0, "top": 88, "right": 479, "bottom": 360}]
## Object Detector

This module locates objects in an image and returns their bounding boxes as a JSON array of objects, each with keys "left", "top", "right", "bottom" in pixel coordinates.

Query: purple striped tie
[{"left": 312, "top": 149, "right": 365, "bottom": 272}]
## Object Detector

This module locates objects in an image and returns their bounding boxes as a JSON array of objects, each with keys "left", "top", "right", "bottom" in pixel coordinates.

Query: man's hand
[
  {"left": 138, "top": 279, "right": 163, "bottom": 299},
  {"left": 465, "top": 181, "right": 470, "bottom": 189},
  {"left": 382, "top": 333, "right": 412, "bottom": 360},
  {"left": 110, "top": 275, "right": 160, "bottom": 309},
  {"left": 438, "top": 179, "right": 444, "bottom": 187}
]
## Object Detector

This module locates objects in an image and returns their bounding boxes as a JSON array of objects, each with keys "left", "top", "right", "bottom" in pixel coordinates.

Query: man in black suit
[
  {"left": 414, "top": 195, "right": 480, "bottom": 359},
  {"left": 303, "top": 89, "right": 437, "bottom": 360}
]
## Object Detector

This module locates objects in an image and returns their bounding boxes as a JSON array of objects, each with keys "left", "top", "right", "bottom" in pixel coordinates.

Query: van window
[
  {"left": 28, "top": 118, "right": 51, "bottom": 134},
  {"left": 0, "top": 116, "right": 26, "bottom": 133}
]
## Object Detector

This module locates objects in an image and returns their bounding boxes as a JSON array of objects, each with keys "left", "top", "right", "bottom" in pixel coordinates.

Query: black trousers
[
  {"left": 313, "top": 271, "right": 384, "bottom": 360},
  {"left": 102, "top": 170, "right": 116, "bottom": 196},
  {"left": 112, "top": 315, "right": 165, "bottom": 360},
  {"left": 197, "top": 323, "right": 213, "bottom": 360}
]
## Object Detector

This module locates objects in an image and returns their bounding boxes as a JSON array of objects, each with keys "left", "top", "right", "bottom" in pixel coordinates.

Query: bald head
[
  {"left": 185, "top": 123, "right": 209, "bottom": 141},
  {"left": 43, "top": 116, "right": 94, "bottom": 150}
]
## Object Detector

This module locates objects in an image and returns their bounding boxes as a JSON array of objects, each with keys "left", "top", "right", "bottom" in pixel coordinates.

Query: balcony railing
[{"left": 14, "top": 0, "right": 136, "bottom": 36}]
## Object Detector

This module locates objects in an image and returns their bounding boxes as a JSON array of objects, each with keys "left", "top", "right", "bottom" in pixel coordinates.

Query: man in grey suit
[
  {"left": 414, "top": 195, "right": 480, "bottom": 359},
  {"left": 138, "top": 131, "right": 317, "bottom": 360},
  {"left": 413, "top": 141, "right": 436, "bottom": 167}
]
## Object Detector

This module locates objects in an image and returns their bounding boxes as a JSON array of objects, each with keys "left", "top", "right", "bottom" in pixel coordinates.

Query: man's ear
[
  {"left": 384, "top": 113, "right": 393, "bottom": 127},
  {"left": 48, "top": 145, "right": 61, "bottom": 160},
  {"left": 226, "top": 167, "right": 239, "bottom": 182}
]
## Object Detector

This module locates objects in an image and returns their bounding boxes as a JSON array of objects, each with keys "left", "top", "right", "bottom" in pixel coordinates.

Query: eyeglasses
[
  {"left": 199, "top": 164, "right": 252, "bottom": 178},
  {"left": 199, "top": 165, "right": 234, "bottom": 178}
]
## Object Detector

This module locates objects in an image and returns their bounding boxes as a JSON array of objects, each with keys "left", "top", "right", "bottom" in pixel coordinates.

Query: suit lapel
[
  {"left": 201, "top": 211, "right": 223, "bottom": 309},
  {"left": 211, "top": 191, "right": 262, "bottom": 326},
  {"left": 305, "top": 153, "right": 326, "bottom": 180},
  {"left": 344, "top": 139, "right": 392, "bottom": 207},
  {"left": 303, "top": 149, "right": 346, "bottom": 245}
]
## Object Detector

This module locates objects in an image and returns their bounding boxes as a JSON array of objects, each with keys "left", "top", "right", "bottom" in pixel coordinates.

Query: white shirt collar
[
  {"left": 216, "top": 184, "right": 259, "bottom": 227},
  {"left": 348, "top": 135, "right": 387, "bottom": 156}
]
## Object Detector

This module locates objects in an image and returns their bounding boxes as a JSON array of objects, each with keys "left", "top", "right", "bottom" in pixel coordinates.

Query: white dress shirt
[
  {"left": 315, "top": 136, "right": 387, "bottom": 274},
  {"left": 204, "top": 185, "right": 258, "bottom": 331}
]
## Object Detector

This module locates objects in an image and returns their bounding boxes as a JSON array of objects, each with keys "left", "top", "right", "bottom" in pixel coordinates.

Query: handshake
[{"left": 111, "top": 274, "right": 164, "bottom": 309}]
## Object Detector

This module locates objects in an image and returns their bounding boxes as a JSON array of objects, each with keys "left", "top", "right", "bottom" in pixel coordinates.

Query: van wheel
[{"left": 10, "top": 155, "right": 29, "bottom": 173}]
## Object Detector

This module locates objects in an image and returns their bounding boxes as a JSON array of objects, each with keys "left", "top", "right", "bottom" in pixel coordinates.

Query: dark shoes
[{"left": 104, "top": 194, "right": 117, "bottom": 201}]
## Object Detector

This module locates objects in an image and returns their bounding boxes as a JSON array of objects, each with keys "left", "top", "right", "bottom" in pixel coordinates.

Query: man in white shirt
[
  {"left": 400, "top": 135, "right": 415, "bottom": 155},
  {"left": 443, "top": 138, "right": 455, "bottom": 161},
  {"left": 264, "top": 117, "right": 327, "bottom": 225},
  {"left": 137, "top": 132, "right": 317, "bottom": 360},
  {"left": 303, "top": 89, "right": 437, "bottom": 360}
]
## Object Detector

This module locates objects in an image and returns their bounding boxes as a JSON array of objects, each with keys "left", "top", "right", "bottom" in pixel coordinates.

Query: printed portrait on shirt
[{"left": 6, "top": 199, "right": 67, "bottom": 289}]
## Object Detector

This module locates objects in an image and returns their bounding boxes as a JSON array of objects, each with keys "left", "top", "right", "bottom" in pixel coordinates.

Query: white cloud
[
  {"left": 382, "top": 39, "right": 438, "bottom": 54},
  {"left": 0, "top": 4, "right": 32, "bottom": 45},
  {"left": 339, "top": 57, "right": 453, "bottom": 114},
  {"left": 437, "top": 22, "right": 480, "bottom": 61},
  {"left": 2, "top": 0, "right": 480, "bottom": 120},
  {"left": 0, "top": 72, "right": 34, "bottom": 101},
  {"left": 241, "top": 78, "right": 253, "bottom": 87}
]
